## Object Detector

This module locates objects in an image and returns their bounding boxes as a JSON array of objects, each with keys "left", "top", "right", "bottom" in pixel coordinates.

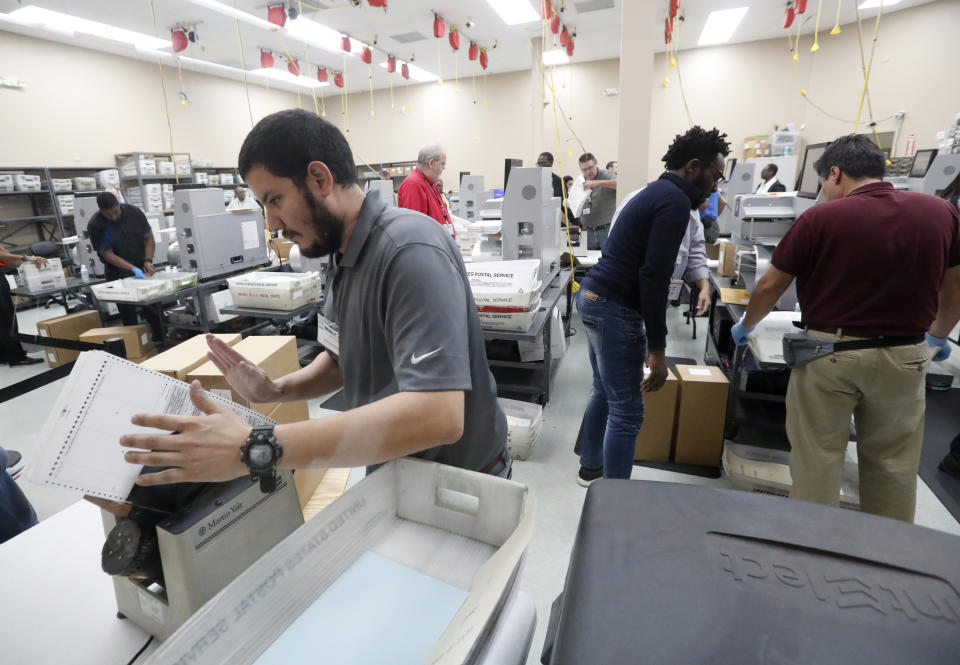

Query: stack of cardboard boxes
[
  {"left": 634, "top": 364, "right": 730, "bottom": 468},
  {"left": 147, "top": 334, "right": 325, "bottom": 508},
  {"left": 79, "top": 325, "right": 157, "bottom": 363},
  {"left": 36, "top": 310, "right": 103, "bottom": 367}
]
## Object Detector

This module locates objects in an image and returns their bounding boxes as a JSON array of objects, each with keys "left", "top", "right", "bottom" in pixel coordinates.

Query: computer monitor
[
  {"left": 503, "top": 158, "right": 522, "bottom": 189},
  {"left": 909, "top": 149, "right": 938, "bottom": 178},
  {"left": 723, "top": 158, "right": 737, "bottom": 182},
  {"left": 797, "top": 142, "right": 829, "bottom": 199}
]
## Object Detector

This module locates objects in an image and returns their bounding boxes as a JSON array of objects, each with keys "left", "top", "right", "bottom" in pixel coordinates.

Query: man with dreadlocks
[{"left": 575, "top": 126, "right": 730, "bottom": 485}]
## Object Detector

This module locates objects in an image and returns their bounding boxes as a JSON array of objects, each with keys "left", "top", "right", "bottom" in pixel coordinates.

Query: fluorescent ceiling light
[
  {"left": 484, "top": 0, "right": 540, "bottom": 26},
  {"left": 249, "top": 67, "right": 327, "bottom": 88},
  {"left": 858, "top": 0, "right": 902, "bottom": 8},
  {"left": 183, "top": 0, "right": 278, "bottom": 31},
  {"left": 377, "top": 60, "right": 438, "bottom": 82},
  {"left": 698, "top": 7, "right": 749, "bottom": 46},
  {"left": 9, "top": 5, "right": 170, "bottom": 49},
  {"left": 286, "top": 16, "right": 360, "bottom": 54},
  {"left": 542, "top": 49, "right": 569, "bottom": 66}
]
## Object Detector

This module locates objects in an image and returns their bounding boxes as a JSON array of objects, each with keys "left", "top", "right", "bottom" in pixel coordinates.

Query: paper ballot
[
  {"left": 25, "top": 350, "right": 274, "bottom": 502},
  {"left": 566, "top": 175, "right": 590, "bottom": 218}
]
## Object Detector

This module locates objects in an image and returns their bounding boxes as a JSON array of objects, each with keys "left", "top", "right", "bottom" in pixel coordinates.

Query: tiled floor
[{"left": 3, "top": 300, "right": 959, "bottom": 665}]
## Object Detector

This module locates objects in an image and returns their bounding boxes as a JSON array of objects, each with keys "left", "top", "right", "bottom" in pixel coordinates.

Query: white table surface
[{"left": 0, "top": 500, "right": 157, "bottom": 664}]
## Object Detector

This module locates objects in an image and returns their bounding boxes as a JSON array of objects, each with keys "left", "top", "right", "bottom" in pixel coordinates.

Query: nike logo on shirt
[{"left": 411, "top": 348, "right": 442, "bottom": 365}]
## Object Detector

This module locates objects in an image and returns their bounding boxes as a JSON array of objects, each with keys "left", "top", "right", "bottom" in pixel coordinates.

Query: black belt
[
  {"left": 801, "top": 325, "right": 924, "bottom": 350},
  {"left": 479, "top": 447, "right": 507, "bottom": 474}
]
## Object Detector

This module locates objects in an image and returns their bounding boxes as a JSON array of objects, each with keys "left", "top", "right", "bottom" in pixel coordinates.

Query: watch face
[{"left": 248, "top": 443, "right": 273, "bottom": 468}]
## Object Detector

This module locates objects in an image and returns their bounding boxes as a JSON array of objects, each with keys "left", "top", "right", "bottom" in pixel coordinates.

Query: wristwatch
[{"left": 240, "top": 426, "right": 283, "bottom": 493}]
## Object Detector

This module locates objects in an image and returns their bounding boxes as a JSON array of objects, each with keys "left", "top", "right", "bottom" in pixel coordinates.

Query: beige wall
[
  {"left": 648, "top": 0, "right": 960, "bottom": 179},
  {"left": 0, "top": 0, "right": 957, "bottom": 191}
]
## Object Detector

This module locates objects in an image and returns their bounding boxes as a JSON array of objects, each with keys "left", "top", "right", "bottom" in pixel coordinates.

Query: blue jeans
[
  {"left": 577, "top": 290, "right": 647, "bottom": 479},
  {"left": 0, "top": 447, "right": 38, "bottom": 544}
]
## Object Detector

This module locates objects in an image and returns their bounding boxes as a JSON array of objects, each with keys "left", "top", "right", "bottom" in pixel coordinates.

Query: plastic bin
[
  {"left": 477, "top": 298, "right": 541, "bottom": 332},
  {"left": 18, "top": 258, "right": 66, "bottom": 293},
  {"left": 91, "top": 277, "right": 171, "bottom": 303},
  {"left": 227, "top": 271, "right": 320, "bottom": 310},
  {"left": 499, "top": 397, "right": 543, "bottom": 460}
]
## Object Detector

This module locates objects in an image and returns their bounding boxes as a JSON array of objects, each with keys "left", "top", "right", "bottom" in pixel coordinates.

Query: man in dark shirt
[
  {"left": 575, "top": 127, "right": 730, "bottom": 484},
  {"left": 537, "top": 151, "right": 564, "bottom": 200},
  {"left": 88, "top": 192, "right": 162, "bottom": 341},
  {"left": 732, "top": 135, "right": 960, "bottom": 522}
]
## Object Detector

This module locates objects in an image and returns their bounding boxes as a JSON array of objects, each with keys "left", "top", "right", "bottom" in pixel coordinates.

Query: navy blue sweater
[{"left": 580, "top": 172, "right": 700, "bottom": 350}]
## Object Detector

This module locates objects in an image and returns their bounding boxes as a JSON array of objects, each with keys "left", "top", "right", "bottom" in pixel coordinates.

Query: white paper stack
[
  {"left": 208, "top": 173, "right": 221, "bottom": 185},
  {"left": 499, "top": 398, "right": 543, "bottom": 461},
  {"left": 150, "top": 270, "right": 197, "bottom": 291},
  {"left": 56, "top": 194, "right": 75, "bottom": 213},
  {"left": 194, "top": 172, "right": 209, "bottom": 185},
  {"left": 72, "top": 176, "right": 97, "bottom": 191},
  {"left": 95, "top": 169, "right": 120, "bottom": 189},
  {"left": 50, "top": 178, "right": 72, "bottom": 192},
  {"left": 221, "top": 173, "right": 235, "bottom": 185},
  {"left": 0, "top": 175, "right": 13, "bottom": 192},
  {"left": 14, "top": 174, "right": 41, "bottom": 191},
  {"left": 157, "top": 160, "right": 175, "bottom": 176},
  {"left": 467, "top": 260, "right": 543, "bottom": 331},
  {"left": 227, "top": 271, "right": 320, "bottom": 310},
  {"left": 224, "top": 189, "right": 236, "bottom": 204}
]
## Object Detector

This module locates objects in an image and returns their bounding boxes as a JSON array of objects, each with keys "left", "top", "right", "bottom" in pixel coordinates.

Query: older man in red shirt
[{"left": 398, "top": 144, "right": 454, "bottom": 237}]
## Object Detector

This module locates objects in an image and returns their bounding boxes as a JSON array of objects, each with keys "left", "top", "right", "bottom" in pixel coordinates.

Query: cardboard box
[
  {"left": 36, "top": 309, "right": 103, "bottom": 367},
  {"left": 187, "top": 335, "right": 299, "bottom": 414},
  {"left": 129, "top": 348, "right": 159, "bottom": 364},
  {"left": 140, "top": 333, "right": 243, "bottom": 380},
  {"left": 718, "top": 241, "right": 737, "bottom": 277},
  {"left": 266, "top": 400, "right": 327, "bottom": 507},
  {"left": 706, "top": 242, "right": 721, "bottom": 261},
  {"left": 719, "top": 288, "right": 751, "bottom": 306},
  {"left": 634, "top": 368, "right": 679, "bottom": 462},
  {"left": 674, "top": 365, "right": 729, "bottom": 467},
  {"left": 141, "top": 458, "right": 532, "bottom": 665},
  {"left": 79, "top": 325, "right": 153, "bottom": 359},
  {"left": 270, "top": 238, "right": 295, "bottom": 261}
]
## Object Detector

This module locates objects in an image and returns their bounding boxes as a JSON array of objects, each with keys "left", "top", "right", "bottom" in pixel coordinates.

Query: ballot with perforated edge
[{"left": 24, "top": 350, "right": 273, "bottom": 502}]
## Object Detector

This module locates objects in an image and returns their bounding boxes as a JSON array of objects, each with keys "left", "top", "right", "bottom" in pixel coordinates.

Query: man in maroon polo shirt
[
  {"left": 731, "top": 135, "right": 960, "bottom": 522},
  {"left": 397, "top": 144, "right": 454, "bottom": 237}
]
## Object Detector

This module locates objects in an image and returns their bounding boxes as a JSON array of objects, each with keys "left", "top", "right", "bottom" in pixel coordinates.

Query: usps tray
[
  {"left": 477, "top": 297, "right": 541, "bottom": 332},
  {"left": 91, "top": 277, "right": 171, "bottom": 303},
  {"left": 499, "top": 398, "right": 543, "bottom": 461},
  {"left": 143, "top": 458, "right": 533, "bottom": 665},
  {"left": 227, "top": 271, "right": 320, "bottom": 310}
]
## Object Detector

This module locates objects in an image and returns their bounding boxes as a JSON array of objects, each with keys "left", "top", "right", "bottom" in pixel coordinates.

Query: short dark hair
[
  {"left": 238, "top": 109, "right": 359, "bottom": 187},
  {"left": 813, "top": 135, "right": 886, "bottom": 180},
  {"left": 605, "top": 161, "right": 617, "bottom": 169},
  {"left": 96, "top": 192, "right": 119, "bottom": 210},
  {"left": 765, "top": 163, "right": 779, "bottom": 176},
  {"left": 578, "top": 153, "right": 596, "bottom": 165},
  {"left": 563, "top": 175, "right": 574, "bottom": 184},
  {"left": 662, "top": 126, "right": 731, "bottom": 170}
]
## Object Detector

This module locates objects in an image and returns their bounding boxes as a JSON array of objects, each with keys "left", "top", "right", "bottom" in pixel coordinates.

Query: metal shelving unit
[
  {"left": 0, "top": 167, "right": 68, "bottom": 262},
  {"left": 45, "top": 166, "right": 115, "bottom": 240},
  {"left": 114, "top": 152, "right": 192, "bottom": 217}
]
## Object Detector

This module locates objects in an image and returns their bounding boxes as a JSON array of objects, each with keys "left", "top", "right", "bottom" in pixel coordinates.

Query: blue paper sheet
[{"left": 255, "top": 551, "right": 468, "bottom": 664}]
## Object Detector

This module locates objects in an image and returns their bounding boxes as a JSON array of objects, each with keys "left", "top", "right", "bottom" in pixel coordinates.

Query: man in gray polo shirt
[
  {"left": 578, "top": 153, "right": 617, "bottom": 251},
  {"left": 121, "top": 110, "right": 509, "bottom": 486}
]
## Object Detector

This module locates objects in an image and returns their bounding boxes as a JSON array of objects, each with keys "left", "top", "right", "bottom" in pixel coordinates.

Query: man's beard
[{"left": 296, "top": 186, "right": 345, "bottom": 258}]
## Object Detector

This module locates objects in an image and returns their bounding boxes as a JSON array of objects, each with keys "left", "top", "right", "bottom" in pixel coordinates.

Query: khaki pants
[{"left": 786, "top": 330, "right": 931, "bottom": 522}]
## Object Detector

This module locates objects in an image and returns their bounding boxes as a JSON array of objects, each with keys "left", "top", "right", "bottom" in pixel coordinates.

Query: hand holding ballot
[{"left": 121, "top": 380, "right": 253, "bottom": 486}]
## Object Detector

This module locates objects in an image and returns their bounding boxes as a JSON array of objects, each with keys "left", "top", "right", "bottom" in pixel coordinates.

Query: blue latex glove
[
  {"left": 926, "top": 333, "right": 952, "bottom": 362},
  {"left": 131, "top": 267, "right": 145, "bottom": 280},
  {"left": 730, "top": 321, "right": 754, "bottom": 346}
]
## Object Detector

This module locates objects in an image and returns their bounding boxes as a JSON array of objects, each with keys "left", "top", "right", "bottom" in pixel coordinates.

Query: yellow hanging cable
[
  {"left": 482, "top": 68, "right": 488, "bottom": 105},
  {"left": 662, "top": 43, "right": 670, "bottom": 86},
  {"left": 831, "top": 0, "right": 843, "bottom": 35},
  {"left": 436, "top": 37, "right": 443, "bottom": 85},
  {"left": 810, "top": 0, "right": 823, "bottom": 51},
  {"left": 147, "top": 0, "right": 179, "bottom": 185},
  {"left": 297, "top": 1, "right": 320, "bottom": 116},
  {"left": 454, "top": 47, "right": 460, "bottom": 94},
  {"left": 471, "top": 71, "right": 478, "bottom": 141},
  {"left": 342, "top": 54, "right": 350, "bottom": 133},
  {"left": 367, "top": 63, "right": 375, "bottom": 116},
  {"left": 854, "top": 3, "right": 885, "bottom": 148},
  {"left": 389, "top": 75, "right": 395, "bottom": 110},
  {"left": 793, "top": 14, "right": 803, "bottom": 60},
  {"left": 404, "top": 76, "right": 410, "bottom": 113},
  {"left": 352, "top": 151, "right": 382, "bottom": 177},
  {"left": 547, "top": 61, "right": 578, "bottom": 293},
  {"left": 227, "top": 0, "right": 255, "bottom": 128}
]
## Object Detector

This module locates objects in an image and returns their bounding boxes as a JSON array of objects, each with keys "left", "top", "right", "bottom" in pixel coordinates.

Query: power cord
[{"left": 125, "top": 635, "right": 154, "bottom": 665}]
